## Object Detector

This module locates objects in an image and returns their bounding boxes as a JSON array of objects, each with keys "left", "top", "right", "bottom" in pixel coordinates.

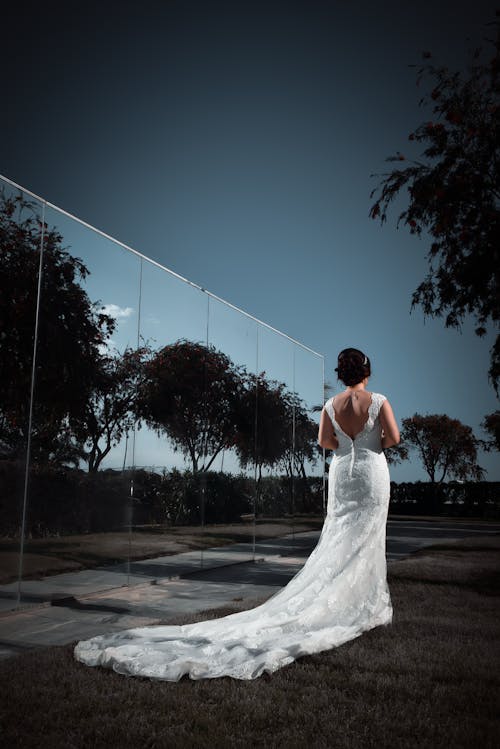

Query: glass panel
[
  {"left": 134, "top": 259, "right": 209, "bottom": 572},
  {"left": 254, "top": 325, "right": 295, "bottom": 554},
  {"left": 293, "top": 345, "right": 325, "bottom": 529},
  {"left": 0, "top": 178, "right": 46, "bottom": 610},
  {"left": 17, "top": 202, "right": 141, "bottom": 600},
  {"left": 0, "top": 174, "right": 325, "bottom": 616},
  {"left": 207, "top": 298, "right": 258, "bottom": 562}
]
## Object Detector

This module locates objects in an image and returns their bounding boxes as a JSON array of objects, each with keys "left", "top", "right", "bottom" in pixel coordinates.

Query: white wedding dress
[{"left": 74, "top": 392, "right": 392, "bottom": 680}]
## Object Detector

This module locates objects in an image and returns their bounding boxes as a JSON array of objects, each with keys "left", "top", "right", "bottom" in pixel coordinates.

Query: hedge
[
  {"left": 1, "top": 460, "right": 498, "bottom": 538},
  {"left": 0, "top": 462, "right": 324, "bottom": 537}
]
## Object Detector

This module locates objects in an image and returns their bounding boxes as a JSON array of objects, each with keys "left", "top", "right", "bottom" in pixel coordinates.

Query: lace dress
[{"left": 74, "top": 392, "right": 392, "bottom": 680}]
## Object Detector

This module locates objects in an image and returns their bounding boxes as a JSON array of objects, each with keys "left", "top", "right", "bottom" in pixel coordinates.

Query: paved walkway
[{"left": 0, "top": 518, "right": 498, "bottom": 660}]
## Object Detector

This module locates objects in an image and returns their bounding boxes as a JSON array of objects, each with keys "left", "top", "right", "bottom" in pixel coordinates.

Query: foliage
[
  {"left": 235, "top": 376, "right": 319, "bottom": 479},
  {"left": 234, "top": 373, "right": 292, "bottom": 480},
  {"left": 0, "top": 193, "right": 321, "bottom": 480},
  {"left": 369, "top": 20, "right": 500, "bottom": 391},
  {"left": 401, "top": 413, "right": 484, "bottom": 483},
  {"left": 481, "top": 410, "right": 500, "bottom": 451},
  {"left": 278, "top": 392, "right": 320, "bottom": 479},
  {"left": 0, "top": 463, "right": 324, "bottom": 537},
  {"left": 254, "top": 474, "right": 324, "bottom": 516},
  {"left": 137, "top": 342, "right": 319, "bottom": 478},
  {"left": 389, "top": 480, "right": 500, "bottom": 518},
  {"left": 136, "top": 340, "right": 247, "bottom": 472},
  {"left": 384, "top": 442, "right": 409, "bottom": 465},
  {"left": 0, "top": 461, "right": 130, "bottom": 537},
  {"left": 0, "top": 189, "right": 115, "bottom": 464},
  {"left": 72, "top": 346, "right": 152, "bottom": 472},
  {"left": 131, "top": 468, "right": 255, "bottom": 525}
]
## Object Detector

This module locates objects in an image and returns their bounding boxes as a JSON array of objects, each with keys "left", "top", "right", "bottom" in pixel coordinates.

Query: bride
[{"left": 74, "top": 347, "right": 400, "bottom": 681}]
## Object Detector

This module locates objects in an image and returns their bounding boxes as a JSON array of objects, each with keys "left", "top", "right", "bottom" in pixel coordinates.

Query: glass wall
[
  {"left": 0, "top": 179, "right": 45, "bottom": 607},
  {"left": 0, "top": 174, "right": 324, "bottom": 610}
]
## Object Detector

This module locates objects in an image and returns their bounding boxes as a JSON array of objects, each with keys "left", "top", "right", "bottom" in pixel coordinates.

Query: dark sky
[{"left": 2, "top": 0, "right": 499, "bottom": 480}]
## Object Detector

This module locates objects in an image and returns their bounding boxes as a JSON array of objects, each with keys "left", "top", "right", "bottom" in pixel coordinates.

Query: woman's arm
[
  {"left": 318, "top": 407, "right": 339, "bottom": 451},
  {"left": 379, "top": 400, "right": 400, "bottom": 448}
]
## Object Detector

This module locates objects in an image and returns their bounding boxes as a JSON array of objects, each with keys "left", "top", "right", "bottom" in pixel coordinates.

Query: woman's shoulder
[
  {"left": 370, "top": 392, "right": 388, "bottom": 406},
  {"left": 324, "top": 394, "right": 338, "bottom": 407},
  {"left": 323, "top": 397, "right": 335, "bottom": 419}
]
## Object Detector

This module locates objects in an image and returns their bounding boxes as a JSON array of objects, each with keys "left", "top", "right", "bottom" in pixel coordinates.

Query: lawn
[{"left": 0, "top": 536, "right": 498, "bottom": 748}]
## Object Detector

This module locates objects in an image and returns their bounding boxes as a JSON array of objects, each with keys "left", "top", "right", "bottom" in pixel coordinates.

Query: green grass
[{"left": 1, "top": 536, "right": 499, "bottom": 748}]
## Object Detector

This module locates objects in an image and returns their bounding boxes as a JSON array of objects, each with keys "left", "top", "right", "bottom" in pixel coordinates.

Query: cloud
[
  {"left": 97, "top": 338, "right": 117, "bottom": 355},
  {"left": 101, "top": 304, "right": 134, "bottom": 319}
]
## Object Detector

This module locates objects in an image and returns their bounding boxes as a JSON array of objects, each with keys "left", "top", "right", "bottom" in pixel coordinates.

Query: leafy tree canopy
[
  {"left": 401, "top": 413, "right": 484, "bottom": 483},
  {"left": 384, "top": 442, "right": 410, "bottom": 466},
  {"left": 370, "top": 17, "right": 500, "bottom": 391},
  {"left": 278, "top": 392, "right": 320, "bottom": 480},
  {"left": 72, "top": 346, "right": 152, "bottom": 472},
  {"left": 0, "top": 189, "right": 115, "bottom": 463},
  {"left": 235, "top": 374, "right": 297, "bottom": 479},
  {"left": 136, "top": 340, "right": 247, "bottom": 472},
  {"left": 481, "top": 410, "right": 500, "bottom": 451}
]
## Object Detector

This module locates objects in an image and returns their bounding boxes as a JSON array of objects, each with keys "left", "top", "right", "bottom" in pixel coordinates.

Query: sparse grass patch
[{"left": 0, "top": 538, "right": 499, "bottom": 748}]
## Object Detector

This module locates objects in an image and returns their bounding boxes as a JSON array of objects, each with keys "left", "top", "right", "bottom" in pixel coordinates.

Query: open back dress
[{"left": 74, "top": 392, "right": 393, "bottom": 680}]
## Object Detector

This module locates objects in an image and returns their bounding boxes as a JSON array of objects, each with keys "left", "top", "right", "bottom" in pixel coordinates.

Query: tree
[
  {"left": 136, "top": 340, "right": 246, "bottom": 472},
  {"left": 0, "top": 189, "right": 115, "bottom": 463},
  {"left": 72, "top": 346, "right": 151, "bottom": 472},
  {"left": 401, "top": 414, "right": 484, "bottom": 483},
  {"left": 384, "top": 442, "right": 410, "bottom": 466},
  {"left": 234, "top": 373, "right": 292, "bottom": 481},
  {"left": 369, "top": 17, "right": 500, "bottom": 391},
  {"left": 481, "top": 410, "right": 500, "bottom": 451},
  {"left": 278, "top": 392, "right": 319, "bottom": 480}
]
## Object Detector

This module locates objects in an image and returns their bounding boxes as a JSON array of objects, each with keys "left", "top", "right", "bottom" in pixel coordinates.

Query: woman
[{"left": 74, "top": 348, "right": 400, "bottom": 681}]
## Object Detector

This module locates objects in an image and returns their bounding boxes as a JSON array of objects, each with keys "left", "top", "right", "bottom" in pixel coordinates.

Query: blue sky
[{"left": 2, "top": 0, "right": 499, "bottom": 481}]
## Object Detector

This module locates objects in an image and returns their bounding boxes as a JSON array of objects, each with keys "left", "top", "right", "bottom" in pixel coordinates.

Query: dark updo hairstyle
[{"left": 334, "top": 348, "right": 371, "bottom": 387}]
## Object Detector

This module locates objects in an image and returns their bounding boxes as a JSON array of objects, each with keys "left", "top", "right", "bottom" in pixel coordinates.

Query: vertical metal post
[
  {"left": 127, "top": 257, "right": 143, "bottom": 586},
  {"left": 17, "top": 201, "right": 46, "bottom": 607},
  {"left": 17, "top": 202, "right": 45, "bottom": 608},
  {"left": 252, "top": 326, "right": 259, "bottom": 559},
  {"left": 200, "top": 293, "right": 210, "bottom": 569}
]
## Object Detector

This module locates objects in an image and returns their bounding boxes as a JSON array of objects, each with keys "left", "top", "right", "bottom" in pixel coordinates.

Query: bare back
[{"left": 332, "top": 390, "right": 372, "bottom": 440}]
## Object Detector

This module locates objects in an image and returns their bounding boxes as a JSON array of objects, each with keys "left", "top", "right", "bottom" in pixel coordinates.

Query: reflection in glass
[
  {"left": 134, "top": 259, "right": 209, "bottom": 566},
  {"left": 0, "top": 179, "right": 46, "bottom": 604},
  {"left": 207, "top": 298, "right": 258, "bottom": 559},
  {"left": 1, "top": 174, "right": 324, "bottom": 614},
  {"left": 17, "top": 199, "right": 142, "bottom": 597},
  {"left": 248, "top": 326, "right": 293, "bottom": 551},
  {"left": 293, "top": 345, "right": 325, "bottom": 520}
]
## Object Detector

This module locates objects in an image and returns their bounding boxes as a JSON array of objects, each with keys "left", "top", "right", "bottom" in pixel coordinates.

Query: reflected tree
[
  {"left": 279, "top": 393, "right": 319, "bottom": 480},
  {"left": 72, "top": 346, "right": 152, "bottom": 472},
  {"left": 136, "top": 340, "right": 245, "bottom": 472},
  {"left": 234, "top": 374, "right": 291, "bottom": 481},
  {"left": 0, "top": 189, "right": 115, "bottom": 464}
]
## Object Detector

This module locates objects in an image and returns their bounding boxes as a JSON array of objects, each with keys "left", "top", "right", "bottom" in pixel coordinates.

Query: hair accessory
[{"left": 363, "top": 356, "right": 367, "bottom": 365}]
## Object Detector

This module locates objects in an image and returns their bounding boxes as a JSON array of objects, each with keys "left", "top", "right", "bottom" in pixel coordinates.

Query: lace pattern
[{"left": 74, "top": 392, "right": 392, "bottom": 681}]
